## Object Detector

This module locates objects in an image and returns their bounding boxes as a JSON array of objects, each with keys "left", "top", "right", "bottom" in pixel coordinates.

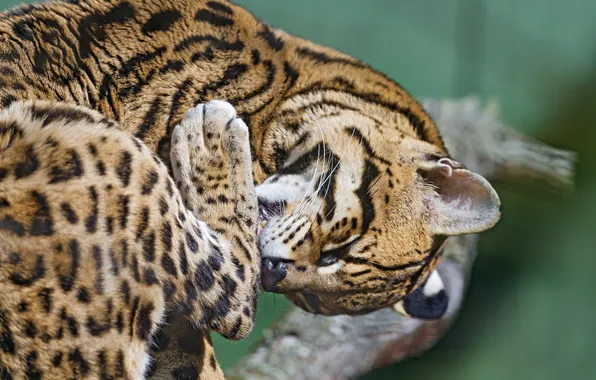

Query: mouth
[{"left": 256, "top": 198, "right": 285, "bottom": 236}]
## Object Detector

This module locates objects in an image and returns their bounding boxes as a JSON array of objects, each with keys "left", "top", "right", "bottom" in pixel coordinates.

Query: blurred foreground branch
[{"left": 227, "top": 96, "right": 577, "bottom": 380}]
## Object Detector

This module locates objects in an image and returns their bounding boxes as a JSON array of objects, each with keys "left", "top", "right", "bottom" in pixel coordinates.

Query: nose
[{"left": 261, "top": 257, "right": 289, "bottom": 291}]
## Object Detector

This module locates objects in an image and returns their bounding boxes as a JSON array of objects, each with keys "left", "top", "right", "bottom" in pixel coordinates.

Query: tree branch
[{"left": 227, "top": 96, "right": 577, "bottom": 380}]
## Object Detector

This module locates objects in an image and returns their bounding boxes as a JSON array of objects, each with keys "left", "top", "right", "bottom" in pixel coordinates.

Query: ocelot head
[{"left": 255, "top": 107, "right": 500, "bottom": 318}]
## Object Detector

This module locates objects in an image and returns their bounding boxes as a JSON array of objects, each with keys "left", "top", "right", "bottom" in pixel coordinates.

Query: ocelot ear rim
[
  {"left": 420, "top": 157, "right": 501, "bottom": 236},
  {"left": 392, "top": 270, "right": 448, "bottom": 320}
]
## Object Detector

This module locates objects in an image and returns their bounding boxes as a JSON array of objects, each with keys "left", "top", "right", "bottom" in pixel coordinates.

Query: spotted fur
[
  {"left": 0, "top": 0, "right": 501, "bottom": 378},
  {"left": 0, "top": 100, "right": 258, "bottom": 378}
]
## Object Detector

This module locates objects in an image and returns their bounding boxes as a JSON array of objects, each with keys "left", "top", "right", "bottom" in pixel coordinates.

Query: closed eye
[{"left": 318, "top": 237, "right": 360, "bottom": 267}]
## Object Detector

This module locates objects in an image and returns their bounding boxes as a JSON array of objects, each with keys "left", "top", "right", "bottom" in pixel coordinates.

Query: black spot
[
  {"left": 221, "top": 274, "right": 237, "bottom": 296},
  {"left": 116, "top": 312, "right": 124, "bottom": 333},
  {"left": 160, "top": 59, "right": 185, "bottom": 74},
  {"left": 92, "top": 245, "right": 104, "bottom": 294},
  {"left": 136, "top": 303, "right": 154, "bottom": 340},
  {"left": 97, "top": 350, "right": 109, "bottom": 379},
  {"left": 52, "top": 352, "right": 63, "bottom": 367},
  {"left": 131, "top": 254, "right": 141, "bottom": 282},
  {"left": 202, "top": 294, "right": 231, "bottom": 325},
  {"left": 59, "top": 239, "right": 80, "bottom": 292},
  {"left": 10, "top": 255, "right": 45, "bottom": 286},
  {"left": 39, "top": 287, "right": 53, "bottom": 313},
  {"left": 354, "top": 160, "right": 379, "bottom": 235},
  {"left": 0, "top": 216, "right": 26, "bottom": 236},
  {"left": 116, "top": 151, "right": 132, "bottom": 187},
  {"left": 30, "top": 191, "right": 53, "bottom": 235},
  {"left": 18, "top": 302, "right": 28, "bottom": 312},
  {"left": 142, "top": 9, "right": 181, "bottom": 35},
  {"left": 0, "top": 321, "right": 15, "bottom": 353},
  {"left": 119, "top": 195, "right": 130, "bottom": 229},
  {"left": 186, "top": 232, "right": 198, "bottom": 253},
  {"left": 105, "top": 216, "right": 114, "bottom": 234},
  {"left": 163, "top": 281, "right": 176, "bottom": 301},
  {"left": 179, "top": 242, "right": 189, "bottom": 275},
  {"left": 166, "top": 178, "right": 174, "bottom": 196},
  {"left": 210, "top": 353, "right": 217, "bottom": 370},
  {"left": 343, "top": 127, "right": 392, "bottom": 166},
  {"left": 61, "top": 202, "right": 78, "bottom": 224},
  {"left": 120, "top": 281, "right": 131, "bottom": 305},
  {"left": 134, "top": 97, "right": 163, "bottom": 140},
  {"left": 235, "top": 264, "right": 245, "bottom": 281},
  {"left": 207, "top": 247, "right": 224, "bottom": 271},
  {"left": 161, "top": 221, "right": 173, "bottom": 252},
  {"left": 25, "top": 351, "right": 42, "bottom": 379},
  {"left": 109, "top": 248, "right": 119, "bottom": 275},
  {"left": 116, "top": 350, "right": 126, "bottom": 377},
  {"left": 77, "top": 287, "right": 91, "bottom": 303},
  {"left": 207, "top": 1, "right": 233, "bottom": 14},
  {"left": 86, "top": 316, "right": 111, "bottom": 336},
  {"left": 14, "top": 145, "right": 39, "bottom": 179},
  {"left": 130, "top": 136, "right": 143, "bottom": 151},
  {"left": 227, "top": 316, "right": 242, "bottom": 338},
  {"left": 143, "top": 231, "right": 156, "bottom": 262},
  {"left": 143, "top": 268, "right": 158, "bottom": 285},
  {"left": 87, "top": 142, "right": 98, "bottom": 156},
  {"left": 68, "top": 348, "right": 89, "bottom": 376},
  {"left": 161, "top": 253, "right": 177, "bottom": 277},
  {"left": 195, "top": 9, "right": 233, "bottom": 26},
  {"left": 7, "top": 252, "right": 19, "bottom": 265},
  {"left": 12, "top": 18, "right": 34, "bottom": 40},
  {"left": 48, "top": 149, "right": 84, "bottom": 184},
  {"left": 60, "top": 308, "right": 79, "bottom": 337},
  {"left": 135, "top": 207, "right": 150, "bottom": 239},
  {"left": 85, "top": 187, "right": 99, "bottom": 233},
  {"left": 141, "top": 170, "right": 159, "bottom": 195},
  {"left": 159, "top": 198, "right": 169, "bottom": 215},
  {"left": 258, "top": 25, "right": 284, "bottom": 51},
  {"left": 0, "top": 198, "right": 9, "bottom": 209},
  {"left": 96, "top": 160, "right": 106, "bottom": 175},
  {"left": 195, "top": 262, "right": 215, "bottom": 291},
  {"left": 78, "top": 2, "right": 135, "bottom": 58},
  {"left": 251, "top": 49, "right": 261, "bottom": 65},
  {"left": 30, "top": 105, "right": 95, "bottom": 127},
  {"left": 33, "top": 50, "right": 49, "bottom": 75},
  {"left": 295, "top": 46, "right": 366, "bottom": 69}
]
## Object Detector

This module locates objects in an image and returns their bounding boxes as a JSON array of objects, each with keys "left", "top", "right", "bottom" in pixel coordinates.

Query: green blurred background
[{"left": 3, "top": 0, "right": 596, "bottom": 379}]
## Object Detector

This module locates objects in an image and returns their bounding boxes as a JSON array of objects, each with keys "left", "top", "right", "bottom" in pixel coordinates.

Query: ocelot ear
[
  {"left": 420, "top": 158, "right": 501, "bottom": 236},
  {"left": 392, "top": 270, "right": 448, "bottom": 320}
]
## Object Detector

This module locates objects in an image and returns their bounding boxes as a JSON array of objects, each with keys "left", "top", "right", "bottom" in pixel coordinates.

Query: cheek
[{"left": 259, "top": 215, "right": 321, "bottom": 262}]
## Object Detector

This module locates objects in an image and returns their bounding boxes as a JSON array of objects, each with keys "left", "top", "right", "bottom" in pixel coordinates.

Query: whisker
[{"left": 294, "top": 119, "right": 326, "bottom": 219}]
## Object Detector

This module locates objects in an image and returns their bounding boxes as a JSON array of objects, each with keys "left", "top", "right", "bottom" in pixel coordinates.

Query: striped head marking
[{"left": 256, "top": 126, "right": 500, "bottom": 316}]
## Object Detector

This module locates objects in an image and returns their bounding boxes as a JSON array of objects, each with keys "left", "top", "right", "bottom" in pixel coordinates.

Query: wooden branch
[{"left": 227, "top": 96, "right": 577, "bottom": 380}]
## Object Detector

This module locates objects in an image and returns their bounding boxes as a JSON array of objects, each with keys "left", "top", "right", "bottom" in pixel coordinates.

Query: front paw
[{"left": 170, "top": 100, "right": 256, "bottom": 224}]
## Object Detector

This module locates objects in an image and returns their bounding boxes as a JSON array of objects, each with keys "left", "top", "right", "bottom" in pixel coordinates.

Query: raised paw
[
  {"left": 170, "top": 100, "right": 260, "bottom": 341},
  {"left": 170, "top": 100, "right": 256, "bottom": 223}
]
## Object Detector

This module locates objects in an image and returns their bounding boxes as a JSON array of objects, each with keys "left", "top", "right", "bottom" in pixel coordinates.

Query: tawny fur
[{"left": 0, "top": 0, "right": 498, "bottom": 379}]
